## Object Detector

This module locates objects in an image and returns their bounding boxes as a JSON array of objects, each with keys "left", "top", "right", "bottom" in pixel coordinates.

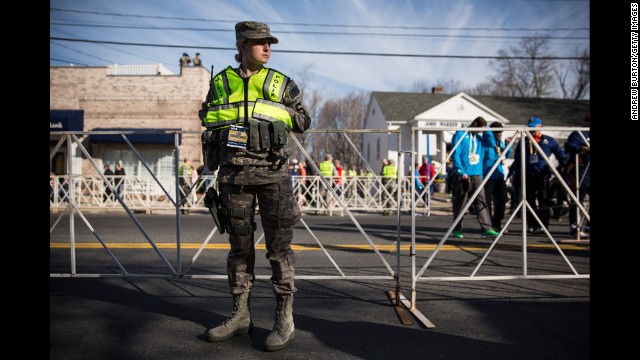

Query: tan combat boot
[
  {"left": 264, "top": 294, "right": 295, "bottom": 351},
  {"left": 207, "top": 292, "right": 252, "bottom": 342}
]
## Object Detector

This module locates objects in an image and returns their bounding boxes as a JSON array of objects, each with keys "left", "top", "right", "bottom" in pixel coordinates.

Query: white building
[{"left": 363, "top": 91, "right": 590, "bottom": 176}]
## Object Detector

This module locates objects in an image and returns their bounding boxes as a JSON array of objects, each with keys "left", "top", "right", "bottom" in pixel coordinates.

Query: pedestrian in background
[
  {"left": 193, "top": 52, "right": 202, "bottom": 66},
  {"left": 511, "top": 117, "right": 567, "bottom": 234},
  {"left": 180, "top": 52, "right": 191, "bottom": 67},
  {"left": 179, "top": 159, "right": 194, "bottom": 214},
  {"left": 418, "top": 156, "right": 435, "bottom": 196},
  {"left": 179, "top": 53, "right": 191, "bottom": 74},
  {"left": 50, "top": 172, "right": 56, "bottom": 202},
  {"left": 318, "top": 154, "right": 337, "bottom": 209},
  {"left": 482, "top": 122, "right": 512, "bottom": 232},
  {"left": 412, "top": 162, "right": 426, "bottom": 202},
  {"left": 333, "top": 159, "right": 344, "bottom": 196},
  {"left": 449, "top": 116, "right": 499, "bottom": 239},
  {"left": 381, "top": 158, "right": 397, "bottom": 215},
  {"left": 564, "top": 114, "right": 590, "bottom": 238},
  {"left": 114, "top": 163, "right": 126, "bottom": 199},
  {"left": 103, "top": 163, "right": 114, "bottom": 203}
]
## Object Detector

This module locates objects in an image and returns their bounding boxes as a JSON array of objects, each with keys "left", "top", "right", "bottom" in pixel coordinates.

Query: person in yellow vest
[
  {"left": 381, "top": 158, "right": 398, "bottom": 215},
  {"left": 199, "top": 21, "right": 311, "bottom": 351},
  {"left": 318, "top": 153, "right": 337, "bottom": 209},
  {"left": 345, "top": 167, "right": 358, "bottom": 198},
  {"left": 178, "top": 159, "right": 193, "bottom": 214}
]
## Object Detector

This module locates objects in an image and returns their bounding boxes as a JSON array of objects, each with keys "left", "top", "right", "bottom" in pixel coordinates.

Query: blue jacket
[
  {"left": 512, "top": 134, "right": 567, "bottom": 179},
  {"left": 451, "top": 130, "right": 490, "bottom": 177},
  {"left": 413, "top": 169, "right": 425, "bottom": 192},
  {"left": 564, "top": 130, "right": 590, "bottom": 184},
  {"left": 482, "top": 131, "right": 513, "bottom": 180},
  {"left": 564, "top": 131, "right": 590, "bottom": 165}
]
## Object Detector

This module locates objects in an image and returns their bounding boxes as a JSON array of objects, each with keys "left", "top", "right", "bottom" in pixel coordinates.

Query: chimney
[{"left": 431, "top": 86, "right": 443, "bottom": 94}]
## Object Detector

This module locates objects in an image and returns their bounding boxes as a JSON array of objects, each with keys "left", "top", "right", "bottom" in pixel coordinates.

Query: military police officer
[{"left": 199, "top": 21, "right": 311, "bottom": 351}]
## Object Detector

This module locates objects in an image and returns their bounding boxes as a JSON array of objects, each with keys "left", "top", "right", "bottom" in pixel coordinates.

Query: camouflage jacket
[{"left": 201, "top": 66, "right": 311, "bottom": 185}]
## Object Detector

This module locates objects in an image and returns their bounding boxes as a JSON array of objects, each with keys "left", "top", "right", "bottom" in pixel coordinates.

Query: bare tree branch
[{"left": 488, "top": 34, "right": 557, "bottom": 98}]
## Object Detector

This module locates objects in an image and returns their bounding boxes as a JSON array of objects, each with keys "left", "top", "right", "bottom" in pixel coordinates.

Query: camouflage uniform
[{"left": 201, "top": 67, "right": 311, "bottom": 295}]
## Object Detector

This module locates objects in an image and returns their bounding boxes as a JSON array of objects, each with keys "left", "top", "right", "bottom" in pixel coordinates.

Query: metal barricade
[
  {"left": 50, "top": 129, "right": 404, "bottom": 286},
  {"left": 50, "top": 127, "right": 590, "bottom": 329},
  {"left": 404, "top": 126, "right": 590, "bottom": 327}
]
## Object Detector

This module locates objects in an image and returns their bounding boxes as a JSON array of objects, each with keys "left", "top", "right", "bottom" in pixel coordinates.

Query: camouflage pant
[{"left": 219, "top": 178, "right": 301, "bottom": 295}]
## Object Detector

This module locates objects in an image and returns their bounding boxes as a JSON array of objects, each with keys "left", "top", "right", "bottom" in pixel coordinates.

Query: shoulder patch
[{"left": 289, "top": 83, "right": 300, "bottom": 99}]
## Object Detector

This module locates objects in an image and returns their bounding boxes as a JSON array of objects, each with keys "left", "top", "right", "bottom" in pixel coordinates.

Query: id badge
[
  {"left": 227, "top": 125, "right": 248, "bottom": 149},
  {"left": 529, "top": 154, "right": 539, "bottom": 164},
  {"left": 468, "top": 153, "right": 479, "bottom": 165}
]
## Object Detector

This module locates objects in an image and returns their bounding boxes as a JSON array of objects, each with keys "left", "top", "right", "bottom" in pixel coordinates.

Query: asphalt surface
[{"left": 50, "top": 204, "right": 590, "bottom": 360}]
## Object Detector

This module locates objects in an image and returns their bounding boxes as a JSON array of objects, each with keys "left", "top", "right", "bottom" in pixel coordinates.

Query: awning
[
  {"left": 50, "top": 110, "right": 84, "bottom": 131},
  {"left": 89, "top": 128, "right": 182, "bottom": 145}
]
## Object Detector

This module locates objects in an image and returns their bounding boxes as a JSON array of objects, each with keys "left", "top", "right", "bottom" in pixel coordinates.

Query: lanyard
[
  {"left": 528, "top": 138, "right": 538, "bottom": 155},
  {"left": 468, "top": 134, "right": 477, "bottom": 155}
]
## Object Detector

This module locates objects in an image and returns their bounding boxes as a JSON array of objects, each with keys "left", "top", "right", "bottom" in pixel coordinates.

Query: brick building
[{"left": 50, "top": 64, "right": 211, "bottom": 177}]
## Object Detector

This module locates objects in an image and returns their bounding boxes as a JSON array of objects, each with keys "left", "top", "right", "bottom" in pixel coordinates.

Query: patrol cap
[{"left": 235, "top": 21, "right": 279, "bottom": 44}]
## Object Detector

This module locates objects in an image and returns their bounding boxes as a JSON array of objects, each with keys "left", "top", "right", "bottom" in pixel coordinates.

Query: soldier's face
[{"left": 244, "top": 39, "right": 271, "bottom": 66}]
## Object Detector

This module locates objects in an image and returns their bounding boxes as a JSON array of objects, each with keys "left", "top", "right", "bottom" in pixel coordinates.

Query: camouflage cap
[{"left": 235, "top": 21, "right": 279, "bottom": 44}]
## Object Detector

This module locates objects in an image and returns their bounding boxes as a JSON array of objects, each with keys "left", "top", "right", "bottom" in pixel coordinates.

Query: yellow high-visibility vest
[
  {"left": 179, "top": 163, "right": 192, "bottom": 176},
  {"left": 319, "top": 160, "right": 335, "bottom": 177},
  {"left": 382, "top": 164, "right": 397, "bottom": 179},
  {"left": 202, "top": 66, "right": 293, "bottom": 130}
]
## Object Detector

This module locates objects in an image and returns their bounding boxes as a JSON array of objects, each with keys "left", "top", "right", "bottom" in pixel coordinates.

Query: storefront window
[{"left": 102, "top": 149, "right": 175, "bottom": 180}]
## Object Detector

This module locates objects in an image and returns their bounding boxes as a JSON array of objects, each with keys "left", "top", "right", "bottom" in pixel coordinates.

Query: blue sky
[{"left": 50, "top": 0, "right": 590, "bottom": 98}]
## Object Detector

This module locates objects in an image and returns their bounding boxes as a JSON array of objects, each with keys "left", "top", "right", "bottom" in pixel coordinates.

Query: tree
[
  {"left": 555, "top": 47, "right": 590, "bottom": 100},
  {"left": 314, "top": 92, "right": 368, "bottom": 172},
  {"left": 464, "top": 81, "right": 495, "bottom": 96},
  {"left": 400, "top": 78, "right": 464, "bottom": 94},
  {"left": 289, "top": 64, "right": 324, "bottom": 163},
  {"left": 488, "top": 34, "right": 556, "bottom": 98}
]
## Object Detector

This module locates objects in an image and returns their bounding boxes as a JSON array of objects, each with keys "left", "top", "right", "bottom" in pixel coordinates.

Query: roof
[
  {"left": 106, "top": 64, "right": 174, "bottom": 76},
  {"left": 370, "top": 92, "right": 590, "bottom": 126},
  {"left": 371, "top": 92, "right": 455, "bottom": 122}
]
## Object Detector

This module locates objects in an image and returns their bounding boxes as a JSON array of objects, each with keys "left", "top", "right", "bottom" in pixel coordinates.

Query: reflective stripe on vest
[
  {"left": 203, "top": 66, "right": 292, "bottom": 129},
  {"left": 319, "top": 160, "right": 334, "bottom": 177}
]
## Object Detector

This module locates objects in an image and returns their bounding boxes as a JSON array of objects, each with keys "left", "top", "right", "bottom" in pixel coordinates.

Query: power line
[
  {"left": 49, "top": 22, "right": 589, "bottom": 41},
  {"left": 50, "top": 41, "right": 117, "bottom": 63},
  {"left": 50, "top": 7, "right": 589, "bottom": 32},
  {"left": 49, "top": 37, "right": 589, "bottom": 61},
  {"left": 51, "top": 25, "right": 165, "bottom": 64}
]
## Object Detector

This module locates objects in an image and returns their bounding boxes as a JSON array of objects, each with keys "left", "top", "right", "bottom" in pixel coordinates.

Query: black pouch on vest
[
  {"left": 201, "top": 130, "right": 220, "bottom": 171},
  {"left": 270, "top": 122, "right": 289, "bottom": 148}
]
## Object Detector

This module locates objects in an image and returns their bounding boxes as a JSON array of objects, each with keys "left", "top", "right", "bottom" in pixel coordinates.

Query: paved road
[{"left": 50, "top": 209, "right": 590, "bottom": 359}]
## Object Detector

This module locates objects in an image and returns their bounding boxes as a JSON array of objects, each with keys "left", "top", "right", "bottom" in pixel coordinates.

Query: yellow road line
[{"left": 50, "top": 242, "right": 589, "bottom": 251}]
